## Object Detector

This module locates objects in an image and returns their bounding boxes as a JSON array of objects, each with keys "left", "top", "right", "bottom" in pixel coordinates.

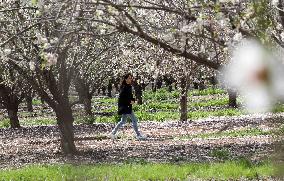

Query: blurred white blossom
[
  {"left": 4, "top": 48, "right": 11, "bottom": 55},
  {"left": 221, "top": 39, "right": 284, "bottom": 113},
  {"left": 45, "top": 53, "right": 58, "bottom": 67},
  {"left": 272, "top": 0, "right": 279, "bottom": 6}
]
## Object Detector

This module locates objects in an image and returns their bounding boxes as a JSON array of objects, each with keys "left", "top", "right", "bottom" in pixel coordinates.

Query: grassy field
[
  {"left": 87, "top": 88, "right": 245, "bottom": 123},
  {"left": 0, "top": 160, "right": 276, "bottom": 180},
  {"left": 1, "top": 87, "right": 284, "bottom": 126}
]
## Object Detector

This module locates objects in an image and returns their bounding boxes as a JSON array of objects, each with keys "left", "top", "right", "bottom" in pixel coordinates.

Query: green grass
[
  {"left": 188, "top": 108, "right": 243, "bottom": 119},
  {"left": 0, "top": 119, "right": 10, "bottom": 128},
  {"left": 136, "top": 111, "right": 180, "bottom": 122},
  {"left": 134, "top": 98, "right": 229, "bottom": 112},
  {"left": 142, "top": 88, "right": 226, "bottom": 102},
  {"left": 94, "top": 97, "right": 117, "bottom": 104},
  {"left": 273, "top": 104, "right": 284, "bottom": 113},
  {"left": 32, "top": 99, "right": 43, "bottom": 105},
  {"left": 189, "top": 88, "right": 226, "bottom": 96},
  {"left": 143, "top": 88, "right": 180, "bottom": 101},
  {"left": 0, "top": 161, "right": 275, "bottom": 180},
  {"left": 190, "top": 98, "right": 228, "bottom": 108},
  {"left": 74, "top": 108, "right": 243, "bottom": 123},
  {"left": 133, "top": 102, "right": 179, "bottom": 111},
  {"left": 210, "top": 148, "right": 231, "bottom": 160},
  {"left": 11, "top": 88, "right": 284, "bottom": 125},
  {"left": 20, "top": 118, "right": 56, "bottom": 126}
]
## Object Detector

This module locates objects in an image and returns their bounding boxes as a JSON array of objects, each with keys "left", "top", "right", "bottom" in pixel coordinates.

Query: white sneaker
[
  {"left": 136, "top": 134, "right": 147, "bottom": 140},
  {"left": 110, "top": 133, "right": 117, "bottom": 139}
]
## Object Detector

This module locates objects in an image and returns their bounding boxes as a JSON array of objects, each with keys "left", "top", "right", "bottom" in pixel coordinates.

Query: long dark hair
[{"left": 120, "top": 73, "right": 132, "bottom": 90}]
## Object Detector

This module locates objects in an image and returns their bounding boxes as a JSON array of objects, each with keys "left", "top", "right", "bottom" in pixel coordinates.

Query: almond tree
[
  {"left": 72, "top": 34, "right": 120, "bottom": 117},
  {"left": 85, "top": 0, "right": 226, "bottom": 120},
  {"left": 87, "top": 0, "right": 282, "bottom": 116},
  {"left": 0, "top": 0, "right": 111, "bottom": 154},
  {"left": 0, "top": 64, "right": 31, "bottom": 128}
]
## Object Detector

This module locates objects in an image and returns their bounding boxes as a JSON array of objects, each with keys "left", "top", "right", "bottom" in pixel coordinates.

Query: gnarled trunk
[
  {"left": 55, "top": 105, "right": 77, "bottom": 154},
  {"left": 0, "top": 87, "right": 21, "bottom": 128},
  {"left": 8, "top": 105, "right": 20, "bottom": 128},
  {"left": 83, "top": 96, "right": 93, "bottom": 117}
]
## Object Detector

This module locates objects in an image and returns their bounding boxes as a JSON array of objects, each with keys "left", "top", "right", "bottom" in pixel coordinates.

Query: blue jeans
[{"left": 112, "top": 111, "right": 141, "bottom": 136}]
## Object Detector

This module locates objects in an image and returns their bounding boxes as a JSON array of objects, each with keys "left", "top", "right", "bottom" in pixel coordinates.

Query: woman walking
[{"left": 110, "top": 73, "right": 146, "bottom": 140}]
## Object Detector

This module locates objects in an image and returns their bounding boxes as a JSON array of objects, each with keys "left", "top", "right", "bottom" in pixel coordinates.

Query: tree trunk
[
  {"left": 228, "top": 89, "right": 237, "bottom": 108},
  {"left": 0, "top": 86, "right": 21, "bottom": 128},
  {"left": 164, "top": 75, "right": 174, "bottom": 92},
  {"left": 26, "top": 94, "right": 33, "bottom": 112},
  {"left": 151, "top": 80, "right": 156, "bottom": 92},
  {"left": 74, "top": 77, "right": 93, "bottom": 117},
  {"left": 180, "top": 76, "right": 188, "bottom": 122},
  {"left": 107, "top": 80, "right": 112, "bottom": 98},
  {"left": 133, "top": 82, "right": 143, "bottom": 105},
  {"left": 56, "top": 105, "right": 77, "bottom": 154},
  {"left": 102, "top": 86, "right": 106, "bottom": 96},
  {"left": 7, "top": 106, "right": 20, "bottom": 128},
  {"left": 168, "top": 84, "right": 173, "bottom": 92},
  {"left": 83, "top": 96, "right": 93, "bottom": 117},
  {"left": 156, "top": 77, "right": 163, "bottom": 89}
]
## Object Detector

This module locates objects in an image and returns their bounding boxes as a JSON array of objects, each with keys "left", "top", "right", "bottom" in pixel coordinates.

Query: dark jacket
[{"left": 118, "top": 84, "right": 135, "bottom": 115}]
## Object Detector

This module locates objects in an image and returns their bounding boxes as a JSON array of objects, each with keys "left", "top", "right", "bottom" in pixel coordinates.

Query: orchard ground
[{"left": 0, "top": 88, "right": 284, "bottom": 180}]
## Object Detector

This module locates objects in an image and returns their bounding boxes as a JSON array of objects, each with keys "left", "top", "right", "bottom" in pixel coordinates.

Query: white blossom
[
  {"left": 29, "top": 61, "right": 36, "bottom": 71},
  {"left": 280, "top": 32, "right": 284, "bottom": 41},
  {"left": 4, "top": 49, "right": 11, "bottom": 55},
  {"left": 36, "top": 33, "right": 48, "bottom": 45},
  {"left": 233, "top": 32, "right": 243, "bottom": 42},
  {"left": 163, "top": 33, "right": 174, "bottom": 42},
  {"left": 200, "top": 45, "right": 206, "bottom": 54},
  {"left": 271, "top": 0, "right": 279, "bottom": 6},
  {"left": 180, "top": 25, "right": 191, "bottom": 33},
  {"left": 221, "top": 39, "right": 284, "bottom": 113},
  {"left": 276, "top": 23, "right": 282, "bottom": 30}
]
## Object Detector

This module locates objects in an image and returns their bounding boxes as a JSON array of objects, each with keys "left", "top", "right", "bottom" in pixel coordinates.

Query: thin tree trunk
[
  {"left": 228, "top": 89, "right": 237, "bottom": 108},
  {"left": 107, "top": 80, "right": 112, "bottom": 98},
  {"left": 56, "top": 105, "right": 77, "bottom": 154},
  {"left": 151, "top": 80, "right": 156, "bottom": 92},
  {"left": 133, "top": 82, "right": 143, "bottom": 105},
  {"left": 26, "top": 94, "right": 33, "bottom": 112},
  {"left": 180, "top": 76, "right": 188, "bottom": 122},
  {"left": 102, "top": 86, "right": 106, "bottom": 96},
  {"left": 164, "top": 75, "right": 174, "bottom": 92},
  {"left": 74, "top": 77, "right": 93, "bottom": 117},
  {"left": 156, "top": 77, "right": 163, "bottom": 89}
]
